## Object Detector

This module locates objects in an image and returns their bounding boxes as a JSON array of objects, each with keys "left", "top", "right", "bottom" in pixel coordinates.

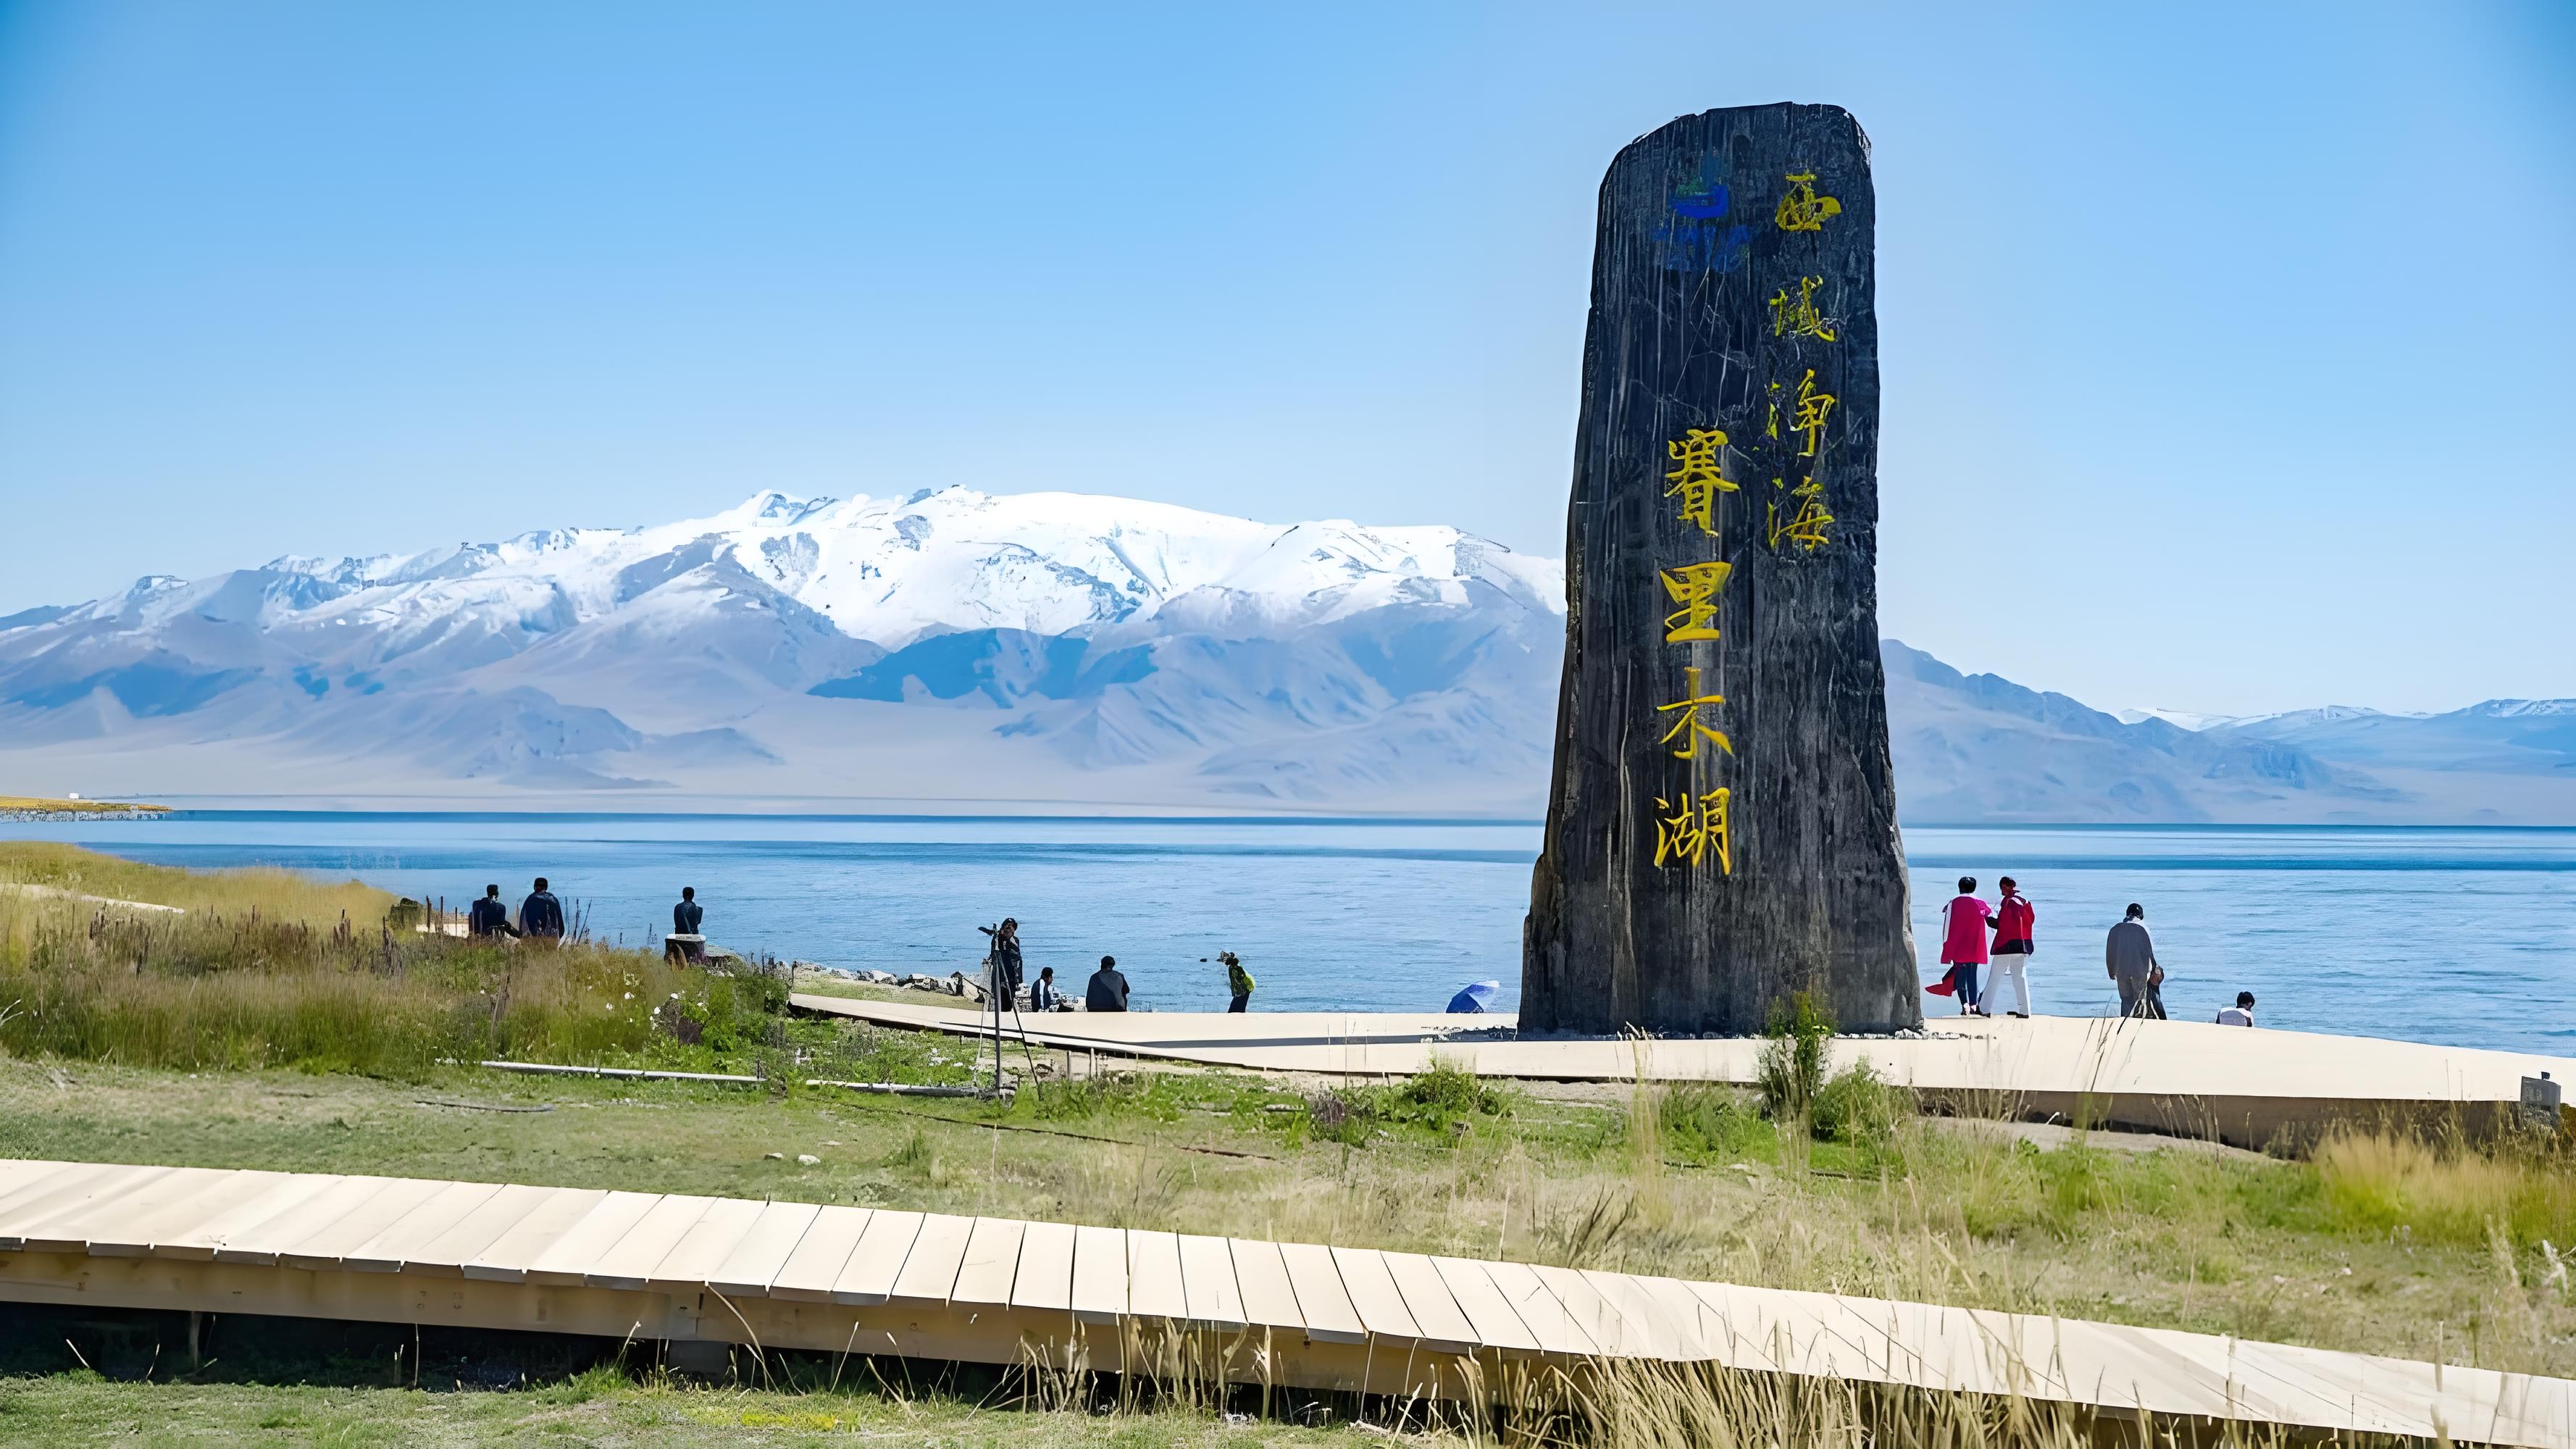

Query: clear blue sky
[{"left": 1, "top": 1, "right": 2567, "bottom": 716}]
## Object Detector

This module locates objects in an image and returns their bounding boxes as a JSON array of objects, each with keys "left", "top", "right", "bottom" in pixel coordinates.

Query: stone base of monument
[{"left": 793, "top": 994, "right": 2570, "bottom": 1151}]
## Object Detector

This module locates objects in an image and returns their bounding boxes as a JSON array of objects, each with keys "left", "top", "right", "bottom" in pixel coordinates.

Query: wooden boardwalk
[
  {"left": 796, "top": 997, "right": 2574, "bottom": 1148},
  {"left": 0, "top": 1158, "right": 2564, "bottom": 1444}
]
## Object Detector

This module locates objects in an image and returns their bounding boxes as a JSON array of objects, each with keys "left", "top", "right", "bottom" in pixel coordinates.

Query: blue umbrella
[{"left": 1445, "top": 980, "right": 1502, "bottom": 1014}]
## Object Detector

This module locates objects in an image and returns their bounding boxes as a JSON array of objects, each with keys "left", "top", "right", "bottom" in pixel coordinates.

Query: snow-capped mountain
[
  {"left": 0, "top": 488, "right": 1567, "bottom": 807},
  {"left": 1, "top": 488, "right": 2563, "bottom": 820}
]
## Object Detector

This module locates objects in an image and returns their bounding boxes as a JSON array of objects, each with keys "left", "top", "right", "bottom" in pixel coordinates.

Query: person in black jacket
[
  {"left": 468, "top": 885, "right": 519, "bottom": 940},
  {"left": 979, "top": 918, "right": 1024, "bottom": 995},
  {"left": 1085, "top": 955, "right": 1129, "bottom": 1013},
  {"left": 667, "top": 886, "right": 706, "bottom": 963},
  {"left": 519, "top": 877, "right": 566, "bottom": 941}
]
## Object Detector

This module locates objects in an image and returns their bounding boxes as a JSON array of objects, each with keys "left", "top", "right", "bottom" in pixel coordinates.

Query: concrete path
[
  {"left": 0, "top": 1158, "right": 2560, "bottom": 1443},
  {"left": 793, "top": 996, "right": 2572, "bottom": 1148}
]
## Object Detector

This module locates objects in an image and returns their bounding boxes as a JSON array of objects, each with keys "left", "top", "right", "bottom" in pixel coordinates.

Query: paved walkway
[
  {"left": 0, "top": 1158, "right": 2563, "bottom": 1443},
  {"left": 793, "top": 995, "right": 2572, "bottom": 1147}
]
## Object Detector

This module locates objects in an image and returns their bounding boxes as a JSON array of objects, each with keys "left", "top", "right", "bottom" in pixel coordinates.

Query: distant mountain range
[{"left": 0, "top": 488, "right": 2564, "bottom": 822}]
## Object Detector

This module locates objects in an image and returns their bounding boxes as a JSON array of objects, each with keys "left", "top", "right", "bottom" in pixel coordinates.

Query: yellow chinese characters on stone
[
  {"left": 1658, "top": 561, "right": 1733, "bottom": 643},
  {"left": 1768, "top": 475, "right": 1834, "bottom": 552},
  {"left": 1653, "top": 786, "right": 1734, "bottom": 874},
  {"left": 1790, "top": 370, "right": 1836, "bottom": 459},
  {"left": 1663, "top": 427, "right": 1738, "bottom": 536},
  {"left": 1655, "top": 666, "right": 1733, "bottom": 759},
  {"left": 1768, "top": 276, "right": 1836, "bottom": 341},
  {"left": 1774, "top": 172, "right": 1841, "bottom": 232}
]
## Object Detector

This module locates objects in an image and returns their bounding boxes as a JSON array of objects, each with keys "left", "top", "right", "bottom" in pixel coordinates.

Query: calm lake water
[{"left": 7, "top": 814, "right": 2569, "bottom": 1055}]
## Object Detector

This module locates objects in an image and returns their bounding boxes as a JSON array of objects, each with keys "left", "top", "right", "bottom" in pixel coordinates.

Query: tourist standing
[
  {"left": 1085, "top": 956, "right": 1130, "bottom": 1012},
  {"left": 1221, "top": 951, "right": 1255, "bottom": 1013},
  {"left": 1939, "top": 877, "right": 1992, "bottom": 1016},
  {"left": 2215, "top": 991, "right": 2256, "bottom": 1027},
  {"left": 518, "top": 877, "right": 566, "bottom": 941},
  {"left": 2104, "top": 903, "right": 2165, "bottom": 1019},
  {"left": 981, "top": 919, "right": 1025, "bottom": 998},
  {"left": 1989, "top": 877, "right": 2036, "bottom": 1019}
]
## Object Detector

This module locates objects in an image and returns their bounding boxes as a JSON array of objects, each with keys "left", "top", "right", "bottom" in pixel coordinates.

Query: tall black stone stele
[{"left": 1523, "top": 104, "right": 1919, "bottom": 1035}]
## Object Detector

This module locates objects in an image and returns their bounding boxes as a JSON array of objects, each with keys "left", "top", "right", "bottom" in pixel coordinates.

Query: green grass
[{"left": 0, "top": 844, "right": 2571, "bottom": 1440}]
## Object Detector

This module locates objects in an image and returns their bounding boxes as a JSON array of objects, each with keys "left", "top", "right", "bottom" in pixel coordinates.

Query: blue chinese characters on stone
[{"left": 1656, "top": 156, "right": 1750, "bottom": 273}]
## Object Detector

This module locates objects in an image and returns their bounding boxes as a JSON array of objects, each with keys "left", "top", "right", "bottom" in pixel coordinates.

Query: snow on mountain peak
[{"left": 53, "top": 487, "right": 1565, "bottom": 653}]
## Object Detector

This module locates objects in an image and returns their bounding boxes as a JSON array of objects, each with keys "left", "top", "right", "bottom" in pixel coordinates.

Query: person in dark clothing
[
  {"left": 2104, "top": 903, "right": 2165, "bottom": 1019},
  {"left": 980, "top": 919, "right": 1025, "bottom": 996},
  {"left": 667, "top": 885, "right": 706, "bottom": 964},
  {"left": 468, "top": 884, "right": 519, "bottom": 940},
  {"left": 1085, "top": 955, "right": 1129, "bottom": 1013},
  {"left": 519, "top": 877, "right": 566, "bottom": 941},
  {"left": 1029, "top": 966, "right": 1062, "bottom": 1011}
]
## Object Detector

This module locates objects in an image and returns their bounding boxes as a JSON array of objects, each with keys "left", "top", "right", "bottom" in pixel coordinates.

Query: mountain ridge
[{"left": 1, "top": 490, "right": 2564, "bottom": 821}]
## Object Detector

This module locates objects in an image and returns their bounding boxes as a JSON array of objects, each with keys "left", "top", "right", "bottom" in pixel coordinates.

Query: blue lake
[{"left": 6, "top": 814, "right": 2569, "bottom": 1055}]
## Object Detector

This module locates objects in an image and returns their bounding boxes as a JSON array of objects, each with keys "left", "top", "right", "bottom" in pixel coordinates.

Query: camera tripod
[{"left": 978, "top": 950, "right": 1043, "bottom": 1098}]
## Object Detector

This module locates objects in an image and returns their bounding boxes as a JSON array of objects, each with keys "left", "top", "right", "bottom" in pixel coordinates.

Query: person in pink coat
[{"left": 1939, "top": 876, "right": 1994, "bottom": 1016}]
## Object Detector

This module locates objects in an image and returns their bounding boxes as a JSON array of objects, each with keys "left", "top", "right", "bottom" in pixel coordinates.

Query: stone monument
[{"left": 1523, "top": 104, "right": 1920, "bottom": 1035}]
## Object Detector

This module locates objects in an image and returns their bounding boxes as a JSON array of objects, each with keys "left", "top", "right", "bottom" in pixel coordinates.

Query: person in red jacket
[
  {"left": 1938, "top": 876, "right": 1993, "bottom": 1016},
  {"left": 1988, "top": 876, "right": 2036, "bottom": 1019}
]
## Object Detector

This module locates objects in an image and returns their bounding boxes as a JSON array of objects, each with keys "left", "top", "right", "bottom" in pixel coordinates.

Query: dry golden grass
[
  {"left": 0, "top": 844, "right": 789, "bottom": 1075},
  {"left": 0, "top": 840, "right": 377, "bottom": 921},
  {"left": 0, "top": 796, "right": 168, "bottom": 814}
]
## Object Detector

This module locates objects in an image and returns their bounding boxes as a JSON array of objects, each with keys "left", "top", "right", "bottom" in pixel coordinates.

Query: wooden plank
[
  {"left": 645, "top": 1197, "right": 769, "bottom": 1293},
  {"left": 1630, "top": 1274, "right": 1719, "bottom": 1360},
  {"left": 1429, "top": 1256, "right": 1542, "bottom": 1353},
  {"left": 1176, "top": 1233, "right": 1246, "bottom": 1329},
  {"left": 1528, "top": 1263, "right": 1631, "bottom": 1355},
  {"left": 459, "top": 1187, "right": 611, "bottom": 1282},
  {"left": 402, "top": 1184, "right": 560, "bottom": 1277},
  {"left": 1124, "top": 1229, "right": 1186, "bottom": 1320},
  {"left": 1483, "top": 1259, "right": 1596, "bottom": 1356},
  {"left": 1009, "top": 1220, "right": 1076, "bottom": 1312},
  {"left": 584, "top": 1195, "right": 719, "bottom": 1292},
  {"left": 1227, "top": 1238, "right": 1304, "bottom": 1334},
  {"left": 154, "top": 1175, "right": 349, "bottom": 1261},
  {"left": 0, "top": 1155, "right": 135, "bottom": 1237},
  {"left": 96, "top": 1170, "right": 296, "bottom": 1258},
  {"left": 342, "top": 1181, "right": 507, "bottom": 1273},
  {"left": 1, "top": 1166, "right": 177, "bottom": 1250},
  {"left": 1327, "top": 1247, "right": 1421, "bottom": 1343},
  {"left": 890, "top": 1213, "right": 976, "bottom": 1304},
  {"left": 0, "top": 1161, "right": 74, "bottom": 1203},
  {"left": 214, "top": 1177, "right": 398, "bottom": 1266},
  {"left": 705, "top": 1201, "right": 824, "bottom": 1298},
  {"left": 1381, "top": 1251, "right": 1479, "bottom": 1353},
  {"left": 767, "top": 1206, "right": 872, "bottom": 1303},
  {"left": 1276, "top": 1241, "right": 1365, "bottom": 1344},
  {"left": 831, "top": 1208, "right": 924, "bottom": 1306},
  {"left": 948, "top": 1218, "right": 1026, "bottom": 1308},
  {"left": 33, "top": 1167, "right": 245, "bottom": 1255},
  {"left": 277, "top": 1178, "right": 451, "bottom": 1271},
  {"left": 0, "top": 1161, "right": 101, "bottom": 1227},
  {"left": 1069, "top": 1224, "right": 1128, "bottom": 1324},
  {"left": 522, "top": 1192, "right": 663, "bottom": 1286},
  {"left": 1581, "top": 1269, "right": 1702, "bottom": 1358}
]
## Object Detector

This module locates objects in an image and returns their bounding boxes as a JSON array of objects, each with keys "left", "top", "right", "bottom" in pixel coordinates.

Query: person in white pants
[{"left": 1989, "top": 876, "right": 2036, "bottom": 1018}]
